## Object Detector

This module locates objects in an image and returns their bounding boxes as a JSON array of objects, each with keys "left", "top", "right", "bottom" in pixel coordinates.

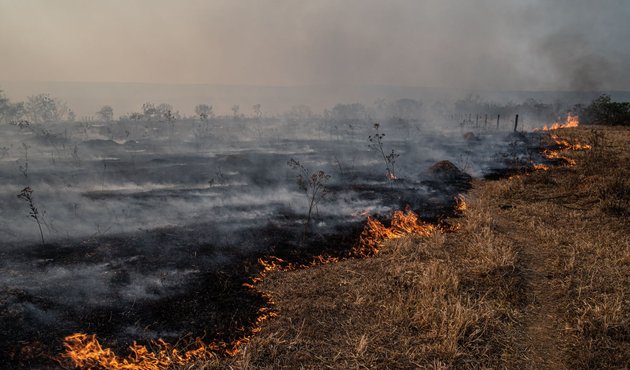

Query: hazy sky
[{"left": 1, "top": 0, "right": 629, "bottom": 90}]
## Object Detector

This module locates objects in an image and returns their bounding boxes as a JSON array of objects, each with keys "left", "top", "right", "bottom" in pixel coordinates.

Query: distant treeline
[{"left": 1, "top": 88, "right": 628, "bottom": 126}]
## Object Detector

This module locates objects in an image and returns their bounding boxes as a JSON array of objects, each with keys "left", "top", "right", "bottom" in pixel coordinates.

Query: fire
[
  {"left": 60, "top": 208, "right": 440, "bottom": 369},
  {"left": 354, "top": 209, "right": 435, "bottom": 256},
  {"left": 542, "top": 149, "right": 577, "bottom": 167},
  {"left": 62, "top": 333, "right": 220, "bottom": 370},
  {"left": 532, "top": 130, "right": 591, "bottom": 170},
  {"left": 536, "top": 113, "right": 580, "bottom": 131},
  {"left": 455, "top": 194, "right": 467, "bottom": 213},
  {"left": 549, "top": 134, "right": 592, "bottom": 151}
]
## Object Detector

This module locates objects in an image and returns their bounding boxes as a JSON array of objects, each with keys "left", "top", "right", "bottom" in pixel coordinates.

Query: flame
[
  {"left": 549, "top": 134, "right": 592, "bottom": 151},
  {"left": 354, "top": 209, "right": 435, "bottom": 256},
  {"left": 62, "top": 333, "right": 221, "bottom": 370},
  {"left": 542, "top": 149, "right": 577, "bottom": 166},
  {"left": 532, "top": 130, "right": 591, "bottom": 170},
  {"left": 455, "top": 194, "right": 467, "bottom": 213},
  {"left": 386, "top": 170, "right": 398, "bottom": 181},
  {"left": 536, "top": 113, "right": 579, "bottom": 131}
]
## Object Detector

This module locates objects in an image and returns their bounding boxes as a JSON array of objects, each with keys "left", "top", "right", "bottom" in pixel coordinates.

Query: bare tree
[
  {"left": 231, "top": 105, "right": 240, "bottom": 120},
  {"left": 252, "top": 104, "right": 262, "bottom": 119},
  {"left": 194, "top": 104, "right": 213, "bottom": 121},
  {"left": 287, "top": 158, "right": 331, "bottom": 232},
  {"left": 96, "top": 105, "right": 114, "bottom": 121}
]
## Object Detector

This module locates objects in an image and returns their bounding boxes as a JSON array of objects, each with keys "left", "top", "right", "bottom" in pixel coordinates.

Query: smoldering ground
[{"left": 0, "top": 103, "right": 555, "bottom": 368}]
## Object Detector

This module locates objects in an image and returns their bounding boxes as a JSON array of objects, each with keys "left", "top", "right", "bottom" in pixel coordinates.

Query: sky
[{"left": 0, "top": 0, "right": 629, "bottom": 91}]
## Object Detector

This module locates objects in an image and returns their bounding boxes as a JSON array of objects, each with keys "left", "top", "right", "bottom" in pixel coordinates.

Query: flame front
[
  {"left": 62, "top": 333, "right": 220, "bottom": 370},
  {"left": 536, "top": 113, "right": 580, "bottom": 131},
  {"left": 61, "top": 209, "right": 435, "bottom": 369},
  {"left": 355, "top": 209, "right": 435, "bottom": 256}
]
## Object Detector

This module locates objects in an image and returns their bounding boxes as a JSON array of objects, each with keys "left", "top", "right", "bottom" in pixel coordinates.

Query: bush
[{"left": 578, "top": 94, "right": 630, "bottom": 126}]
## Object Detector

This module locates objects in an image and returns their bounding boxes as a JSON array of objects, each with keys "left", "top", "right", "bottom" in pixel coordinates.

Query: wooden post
[
  {"left": 484, "top": 114, "right": 488, "bottom": 129},
  {"left": 514, "top": 114, "right": 519, "bottom": 132},
  {"left": 496, "top": 114, "right": 500, "bottom": 130}
]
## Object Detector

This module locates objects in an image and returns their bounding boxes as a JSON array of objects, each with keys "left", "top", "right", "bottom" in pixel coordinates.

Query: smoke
[
  {"left": 534, "top": 0, "right": 630, "bottom": 91},
  {"left": 1, "top": 0, "right": 628, "bottom": 94}
]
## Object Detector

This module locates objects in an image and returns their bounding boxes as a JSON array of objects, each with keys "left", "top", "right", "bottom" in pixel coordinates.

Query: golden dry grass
[{"left": 210, "top": 125, "right": 630, "bottom": 369}]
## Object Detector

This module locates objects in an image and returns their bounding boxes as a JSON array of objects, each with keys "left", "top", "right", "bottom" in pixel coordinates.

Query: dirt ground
[{"left": 214, "top": 125, "right": 629, "bottom": 369}]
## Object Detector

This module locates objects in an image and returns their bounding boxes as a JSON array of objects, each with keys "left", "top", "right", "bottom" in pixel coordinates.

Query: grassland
[{"left": 206, "top": 125, "right": 630, "bottom": 369}]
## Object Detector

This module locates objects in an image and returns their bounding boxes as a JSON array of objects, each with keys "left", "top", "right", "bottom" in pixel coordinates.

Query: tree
[
  {"left": 142, "top": 102, "right": 158, "bottom": 121},
  {"left": 194, "top": 104, "right": 213, "bottom": 121},
  {"left": 579, "top": 94, "right": 630, "bottom": 126},
  {"left": 25, "top": 93, "right": 70, "bottom": 123},
  {"left": 96, "top": 106, "right": 114, "bottom": 121},
  {"left": 252, "top": 104, "right": 262, "bottom": 119},
  {"left": 0, "top": 90, "right": 26, "bottom": 124},
  {"left": 156, "top": 103, "right": 176, "bottom": 120},
  {"left": 231, "top": 105, "right": 240, "bottom": 120}
]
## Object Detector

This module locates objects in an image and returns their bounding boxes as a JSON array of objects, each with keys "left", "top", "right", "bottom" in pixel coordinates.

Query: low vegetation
[{"left": 576, "top": 94, "right": 630, "bottom": 126}]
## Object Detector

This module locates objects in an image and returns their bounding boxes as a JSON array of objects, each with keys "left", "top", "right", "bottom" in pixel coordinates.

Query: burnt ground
[
  {"left": 0, "top": 121, "right": 555, "bottom": 369},
  {"left": 0, "top": 175, "right": 469, "bottom": 369}
]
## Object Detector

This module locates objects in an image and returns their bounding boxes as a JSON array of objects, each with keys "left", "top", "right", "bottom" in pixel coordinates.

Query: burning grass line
[
  {"left": 534, "top": 113, "right": 580, "bottom": 132},
  {"left": 527, "top": 115, "right": 592, "bottom": 172},
  {"left": 530, "top": 132, "right": 592, "bottom": 172},
  {"left": 58, "top": 201, "right": 461, "bottom": 368}
]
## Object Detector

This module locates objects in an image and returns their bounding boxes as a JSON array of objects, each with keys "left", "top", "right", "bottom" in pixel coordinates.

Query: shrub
[{"left": 578, "top": 94, "right": 630, "bottom": 126}]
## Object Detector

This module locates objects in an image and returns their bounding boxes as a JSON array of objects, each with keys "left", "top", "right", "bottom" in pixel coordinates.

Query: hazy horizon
[
  {"left": 2, "top": 0, "right": 630, "bottom": 90},
  {"left": 2, "top": 0, "right": 630, "bottom": 117}
]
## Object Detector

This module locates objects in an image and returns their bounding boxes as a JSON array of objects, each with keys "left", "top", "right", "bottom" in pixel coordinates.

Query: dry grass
[{"left": 212, "top": 125, "right": 630, "bottom": 369}]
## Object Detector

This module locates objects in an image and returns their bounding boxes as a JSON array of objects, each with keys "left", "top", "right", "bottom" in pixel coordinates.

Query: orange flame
[
  {"left": 542, "top": 149, "right": 577, "bottom": 166},
  {"left": 455, "top": 194, "right": 467, "bottom": 213},
  {"left": 549, "top": 134, "right": 592, "bottom": 151},
  {"left": 536, "top": 113, "right": 579, "bottom": 131},
  {"left": 354, "top": 209, "right": 435, "bottom": 256},
  {"left": 62, "top": 333, "right": 220, "bottom": 370}
]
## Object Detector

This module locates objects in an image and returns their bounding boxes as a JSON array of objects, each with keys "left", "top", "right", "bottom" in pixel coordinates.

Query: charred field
[{"left": 0, "top": 114, "right": 601, "bottom": 369}]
